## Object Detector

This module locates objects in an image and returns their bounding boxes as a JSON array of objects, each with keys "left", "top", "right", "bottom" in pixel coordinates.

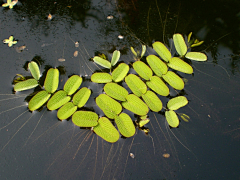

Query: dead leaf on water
[
  {"left": 16, "top": 45, "right": 26, "bottom": 53},
  {"left": 74, "top": 51, "right": 78, "bottom": 57},
  {"left": 163, "top": 153, "right": 170, "bottom": 158},
  {"left": 75, "top": 42, "right": 79, "bottom": 47},
  {"left": 58, "top": 58, "right": 65, "bottom": 62}
]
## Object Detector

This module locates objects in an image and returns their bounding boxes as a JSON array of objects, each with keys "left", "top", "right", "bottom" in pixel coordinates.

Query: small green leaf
[
  {"left": 111, "top": 50, "right": 120, "bottom": 66},
  {"left": 125, "top": 74, "right": 147, "bottom": 97},
  {"left": 28, "top": 90, "right": 51, "bottom": 111},
  {"left": 185, "top": 52, "right": 207, "bottom": 61},
  {"left": 115, "top": 113, "right": 135, "bottom": 137},
  {"left": 146, "top": 55, "right": 168, "bottom": 77},
  {"left": 93, "top": 117, "right": 119, "bottom": 143},
  {"left": 44, "top": 68, "right": 59, "bottom": 93},
  {"left": 57, "top": 102, "right": 77, "bottom": 120},
  {"left": 165, "top": 110, "right": 179, "bottom": 128},
  {"left": 96, "top": 94, "right": 122, "bottom": 119},
  {"left": 72, "top": 87, "right": 91, "bottom": 108},
  {"left": 28, "top": 61, "right": 40, "bottom": 80},
  {"left": 112, "top": 63, "right": 129, "bottom": 82},
  {"left": 63, "top": 75, "right": 82, "bottom": 95},
  {"left": 152, "top": 41, "right": 171, "bottom": 62},
  {"left": 130, "top": 47, "right": 138, "bottom": 57},
  {"left": 91, "top": 72, "right": 112, "bottom": 83},
  {"left": 146, "top": 76, "right": 169, "bottom": 96},
  {"left": 104, "top": 83, "right": 128, "bottom": 101},
  {"left": 167, "top": 96, "right": 188, "bottom": 110},
  {"left": 14, "top": 79, "right": 38, "bottom": 92},
  {"left": 173, "top": 33, "right": 187, "bottom": 56},
  {"left": 47, "top": 90, "right": 71, "bottom": 110},
  {"left": 187, "top": 32, "right": 192, "bottom": 42},
  {"left": 72, "top": 111, "right": 98, "bottom": 127},
  {"left": 122, "top": 94, "right": 149, "bottom": 116},
  {"left": 191, "top": 41, "right": 204, "bottom": 47},
  {"left": 139, "top": 118, "right": 150, "bottom": 127},
  {"left": 93, "top": 56, "right": 111, "bottom": 69},
  {"left": 168, "top": 57, "right": 193, "bottom": 74},
  {"left": 141, "top": 45, "right": 146, "bottom": 58},
  {"left": 133, "top": 61, "right": 153, "bottom": 80},
  {"left": 141, "top": 90, "right": 162, "bottom": 112},
  {"left": 178, "top": 113, "right": 190, "bottom": 122},
  {"left": 162, "top": 71, "right": 184, "bottom": 90}
]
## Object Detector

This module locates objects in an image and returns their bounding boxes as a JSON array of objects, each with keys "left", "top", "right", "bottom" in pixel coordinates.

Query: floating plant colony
[{"left": 13, "top": 33, "right": 207, "bottom": 143}]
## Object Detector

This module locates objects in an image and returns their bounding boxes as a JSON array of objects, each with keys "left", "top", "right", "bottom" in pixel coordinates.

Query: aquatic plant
[{"left": 3, "top": 36, "right": 17, "bottom": 47}]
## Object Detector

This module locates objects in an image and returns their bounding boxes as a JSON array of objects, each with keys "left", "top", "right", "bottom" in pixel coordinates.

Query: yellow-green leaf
[
  {"left": 152, "top": 41, "right": 171, "bottom": 62},
  {"left": 115, "top": 113, "right": 135, "bottom": 137},
  {"left": 139, "top": 118, "right": 150, "bottom": 127},
  {"left": 93, "top": 117, "right": 119, "bottom": 143},
  {"left": 162, "top": 71, "right": 184, "bottom": 90},
  {"left": 185, "top": 52, "right": 207, "bottom": 61},
  {"left": 72, "top": 111, "right": 98, "bottom": 127},
  {"left": 93, "top": 56, "right": 111, "bottom": 69},
  {"left": 168, "top": 57, "right": 193, "bottom": 74},
  {"left": 141, "top": 45, "right": 146, "bottom": 58},
  {"left": 191, "top": 41, "right": 204, "bottom": 47},
  {"left": 14, "top": 79, "right": 38, "bottom": 92},
  {"left": 146, "top": 55, "right": 168, "bottom": 77},
  {"left": 28, "top": 61, "right": 40, "bottom": 80},
  {"left": 111, "top": 50, "right": 120, "bottom": 66},
  {"left": 57, "top": 102, "right": 77, "bottom": 120},
  {"left": 63, "top": 75, "right": 82, "bottom": 95},
  {"left": 44, "top": 68, "right": 59, "bottom": 93},
  {"left": 112, "top": 63, "right": 129, "bottom": 82},
  {"left": 125, "top": 74, "right": 147, "bottom": 97},
  {"left": 146, "top": 76, "right": 169, "bottom": 96},
  {"left": 165, "top": 110, "right": 179, "bottom": 128},
  {"left": 167, "top": 96, "right": 188, "bottom": 110},
  {"left": 173, "top": 33, "right": 187, "bottom": 56},
  {"left": 91, "top": 72, "right": 112, "bottom": 83},
  {"left": 131, "top": 47, "right": 138, "bottom": 57},
  {"left": 47, "top": 90, "right": 71, "bottom": 110},
  {"left": 187, "top": 32, "right": 192, "bottom": 42},
  {"left": 72, "top": 87, "right": 91, "bottom": 108},
  {"left": 104, "top": 82, "right": 128, "bottom": 101},
  {"left": 28, "top": 90, "right": 51, "bottom": 111},
  {"left": 133, "top": 61, "right": 153, "bottom": 80},
  {"left": 141, "top": 90, "right": 162, "bottom": 112}
]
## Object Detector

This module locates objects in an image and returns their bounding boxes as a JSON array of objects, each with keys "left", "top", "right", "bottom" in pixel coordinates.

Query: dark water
[{"left": 0, "top": 0, "right": 239, "bottom": 179}]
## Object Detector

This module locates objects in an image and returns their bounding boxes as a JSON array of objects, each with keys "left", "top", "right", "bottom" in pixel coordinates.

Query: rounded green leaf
[
  {"left": 28, "top": 61, "right": 40, "bottom": 80},
  {"left": 185, "top": 52, "right": 207, "bottom": 61},
  {"left": 165, "top": 110, "right": 179, "bottom": 128},
  {"left": 57, "top": 102, "right": 77, "bottom": 120},
  {"left": 167, "top": 96, "right": 188, "bottom": 110},
  {"left": 28, "top": 90, "right": 51, "bottom": 111},
  {"left": 152, "top": 41, "right": 171, "bottom": 62},
  {"left": 115, "top": 113, "right": 135, "bottom": 137},
  {"left": 122, "top": 94, "right": 149, "bottom": 116},
  {"left": 72, "top": 87, "right": 91, "bottom": 108},
  {"left": 72, "top": 111, "right": 98, "bottom": 127},
  {"left": 141, "top": 90, "right": 162, "bottom": 112},
  {"left": 168, "top": 57, "right": 193, "bottom": 74},
  {"left": 111, "top": 50, "right": 120, "bottom": 66},
  {"left": 96, "top": 94, "right": 122, "bottom": 119},
  {"left": 173, "top": 33, "right": 187, "bottom": 56},
  {"left": 91, "top": 72, "right": 112, "bottom": 83},
  {"left": 162, "top": 71, "right": 184, "bottom": 90},
  {"left": 104, "top": 83, "right": 128, "bottom": 101},
  {"left": 93, "top": 56, "right": 111, "bottom": 69},
  {"left": 47, "top": 90, "right": 71, "bottom": 110},
  {"left": 93, "top": 117, "right": 119, "bottom": 143},
  {"left": 125, "top": 74, "right": 147, "bottom": 97},
  {"left": 44, "top": 68, "right": 59, "bottom": 93},
  {"left": 146, "top": 76, "right": 169, "bottom": 96},
  {"left": 146, "top": 55, "right": 168, "bottom": 77},
  {"left": 14, "top": 79, "right": 38, "bottom": 92},
  {"left": 133, "top": 61, "right": 153, "bottom": 80},
  {"left": 112, "top": 63, "right": 129, "bottom": 82},
  {"left": 63, "top": 75, "right": 82, "bottom": 95}
]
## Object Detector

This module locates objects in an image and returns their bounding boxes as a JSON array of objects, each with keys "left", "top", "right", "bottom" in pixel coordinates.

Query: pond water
[{"left": 0, "top": 0, "right": 239, "bottom": 179}]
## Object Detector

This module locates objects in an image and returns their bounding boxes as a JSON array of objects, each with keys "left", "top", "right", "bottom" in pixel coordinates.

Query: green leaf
[
  {"left": 146, "top": 76, "right": 169, "bottom": 96},
  {"left": 152, "top": 41, "right": 171, "bottom": 62},
  {"left": 187, "top": 32, "right": 192, "bottom": 42},
  {"left": 191, "top": 41, "right": 204, "bottom": 47},
  {"left": 93, "top": 56, "right": 111, "bottom": 69},
  {"left": 162, "top": 71, "right": 184, "bottom": 90},
  {"left": 141, "top": 45, "right": 146, "bottom": 58},
  {"left": 130, "top": 47, "right": 138, "bottom": 57},
  {"left": 122, "top": 94, "right": 149, "bottom": 116},
  {"left": 72, "top": 87, "right": 91, "bottom": 108},
  {"left": 111, "top": 50, "right": 120, "bottom": 66},
  {"left": 139, "top": 118, "right": 150, "bottom": 127},
  {"left": 141, "top": 90, "right": 162, "bottom": 112},
  {"left": 125, "top": 74, "right": 147, "bottom": 97},
  {"left": 44, "top": 68, "right": 59, "bottom": 93},
  {"left": 57, "top": 102, "right": 77, "bottom": 120},
  {"left": 165, "top": 110, "right": 179, "bottom": 128},
  {"left": 96, "top": 94, "right": 122, "bottom": 119},
  {"left": 93, "top": 117, "right": 119, "bottom": 143},
  {"left": 63, "top": 75, "right": 82, "bottom": 95},
  {"left": 146, "top": 55, "right": 168, "bottom": 77},
  {"left": 168, "top": 57, "right": 193, "bottom": 74},
  {"left": 14, "top": 79, "right": 38, "bottom": 92},
  {"left": 115, "top": 113, "right": 135, "bottom": 137},
  {"left": 178, "top": 113, "right": 190, "bottom": 122},
  {"left": 47, "top": 90, "right": 71, "bottom": 110},
  {"left": 173, "top": 33, "right": 187, "bottom": 56},
  {"left": 28, "top": 61, "right": 40, "bottom": 80},
  {"left": 28, "top": 90, "right": 51, "bottom": 111},
  {"left": 72, "top": 111, "right": 98, "bottom": 127},
  {"left": 104, "top": 82, "right": 128, "bottom": 101},
  {"left": 112, "top": 63, "right": 129, "bottom": 83},
  {"left": 185, "top": 52, "right": 207, "bottom": 61},
  {"left": 91, "top": 72, "right": 112, "bottom": 83},
  {"left": 167, "top": 96, "right": 188, "bottom": 110},
  {"left": 133, "top": 61, "right": 153, "bottom": 80}
]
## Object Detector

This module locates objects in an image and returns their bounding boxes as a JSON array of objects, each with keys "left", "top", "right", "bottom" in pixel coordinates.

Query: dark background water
[{"left": 0, "top": 0, "right": 239, "bottom": 179}]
